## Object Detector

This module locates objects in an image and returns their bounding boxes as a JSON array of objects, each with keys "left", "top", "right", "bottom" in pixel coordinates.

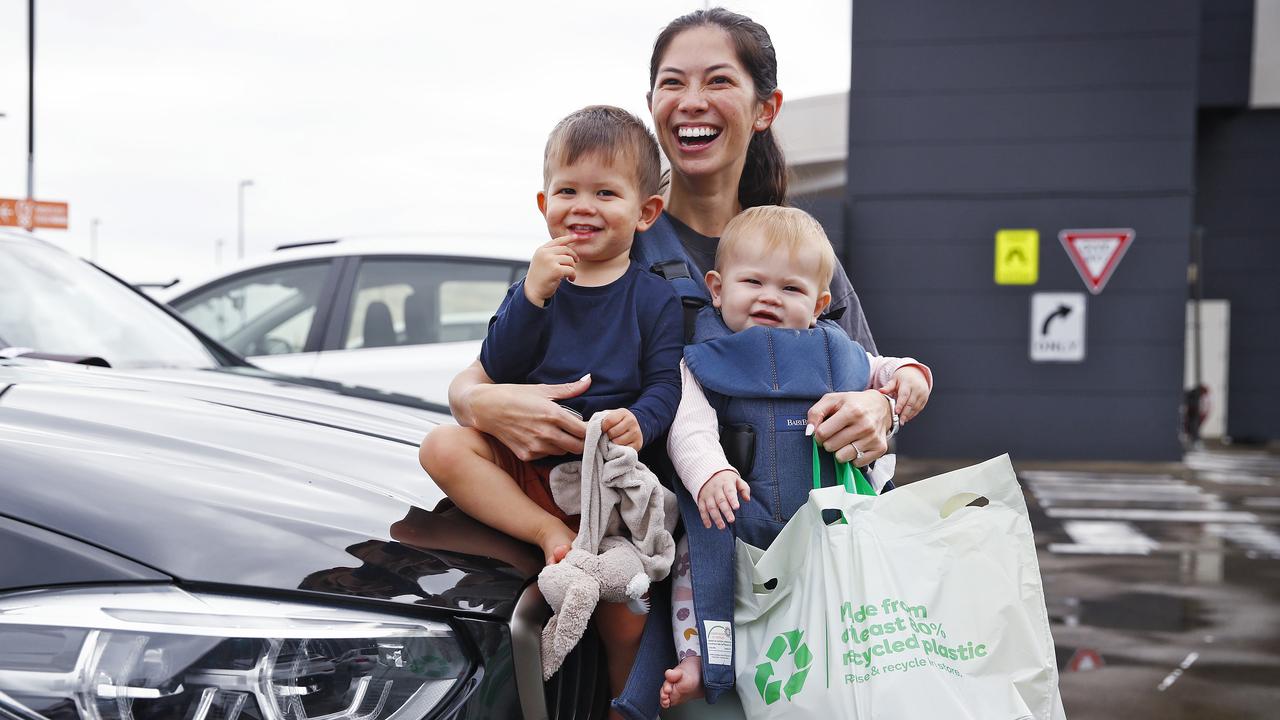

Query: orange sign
[{"left": 0, "top": 198, "right": 70, "bottom": 230}]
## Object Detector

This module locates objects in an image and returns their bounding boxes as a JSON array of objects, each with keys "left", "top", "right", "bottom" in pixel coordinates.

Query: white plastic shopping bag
[{"left": 733, "top": 455, "right": 1066, "bottom": 719}]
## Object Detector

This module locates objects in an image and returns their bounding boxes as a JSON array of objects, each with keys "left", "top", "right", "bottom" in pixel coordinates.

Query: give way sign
[{"left": 1058, "top": 228, "right": 1134, "bottom": 294}]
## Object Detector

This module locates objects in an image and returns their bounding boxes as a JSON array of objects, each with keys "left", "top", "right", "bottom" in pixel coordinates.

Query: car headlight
[{"left": 0, "top": 586, "right": 472, "bottom": 720}]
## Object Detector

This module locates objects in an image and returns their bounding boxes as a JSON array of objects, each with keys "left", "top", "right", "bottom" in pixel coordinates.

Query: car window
[
  {"left": 173, "top": 262, "right": 329, "bottom": 357},
  {"left": 344, "top": 258, "right": 518, "bottom": 349}
]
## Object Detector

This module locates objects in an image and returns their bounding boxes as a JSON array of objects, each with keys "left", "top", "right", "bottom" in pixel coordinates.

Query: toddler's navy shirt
[{"left": 481, "top": 261, "right": 683, "bottom": 454}]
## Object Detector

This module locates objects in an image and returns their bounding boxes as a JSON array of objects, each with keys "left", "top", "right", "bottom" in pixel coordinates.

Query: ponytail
[{"left": 741, "top": 127, "right": 787, "bottom": 208}]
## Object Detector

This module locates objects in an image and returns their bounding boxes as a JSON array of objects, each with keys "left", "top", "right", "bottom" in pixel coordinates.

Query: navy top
[{"left": 481, "top": 261, "right": 683, "bottom": 451}]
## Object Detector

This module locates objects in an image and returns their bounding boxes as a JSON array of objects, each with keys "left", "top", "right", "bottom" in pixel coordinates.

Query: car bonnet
[{"left": 0, "top": 361, "right": 541, "bottom": 618}]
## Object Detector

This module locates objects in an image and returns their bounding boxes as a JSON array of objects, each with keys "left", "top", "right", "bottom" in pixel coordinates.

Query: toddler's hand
[
  {"left": 601, "top": 408, "right": 643, "bottom": 451},
  {"left": 523, "top": 235, "right": 579, "bottom": 306},
  {"left": 881, "top": 366, "right": 930, "bottom": 424},
  {"left": 697, "top": 470, "right": 750, "bottom": 530}
]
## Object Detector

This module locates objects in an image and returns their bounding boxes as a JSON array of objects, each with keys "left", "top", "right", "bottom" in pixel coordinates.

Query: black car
[{"left": 0, "top": 231, "right": 608, "bottom": 719}]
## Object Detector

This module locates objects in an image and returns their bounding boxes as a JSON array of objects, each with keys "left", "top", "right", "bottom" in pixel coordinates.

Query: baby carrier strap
[
  {"left": 633, "top": 214, "right": 711, "bottom": 343},
  {"left": 676, "top": 473, "right": 738, "bottom": 701}
]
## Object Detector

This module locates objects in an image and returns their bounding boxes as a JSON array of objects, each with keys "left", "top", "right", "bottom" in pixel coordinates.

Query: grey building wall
[
  {"left": 1198, "top": 0, "right": 1253, "bottom": 107},
  {"left": 1196, "top": 109, "right": 1280, "bottom": 443},
  {"left": 1190, "top": 0, "right": 1279, "bottom": 443},
  {"left": 844, "top": 0, "right": 1200, "bottom": 460}
]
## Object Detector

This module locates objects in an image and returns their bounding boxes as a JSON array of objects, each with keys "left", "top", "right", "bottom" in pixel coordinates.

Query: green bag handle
[{"left": 811, "top": 437, "right": 876, "bottom": 496}]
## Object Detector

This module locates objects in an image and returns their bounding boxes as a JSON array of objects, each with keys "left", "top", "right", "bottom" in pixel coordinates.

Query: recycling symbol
[{"left": 754, "top": 629, "right": 812, "bottom": 704}]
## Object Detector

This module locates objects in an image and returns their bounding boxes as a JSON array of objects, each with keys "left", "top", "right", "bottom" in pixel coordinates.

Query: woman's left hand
[{"left": 806, "top": 390, "right": 891, "bottom": 466}]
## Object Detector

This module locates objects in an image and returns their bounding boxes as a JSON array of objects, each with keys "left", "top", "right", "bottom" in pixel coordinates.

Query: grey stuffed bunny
[{"left": 537, "top": 412, "right": 677, "bottom": 679}]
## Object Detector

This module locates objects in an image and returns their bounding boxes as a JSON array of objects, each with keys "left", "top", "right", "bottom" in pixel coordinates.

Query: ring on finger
[{"left": 849, "top": 443, "right": 864, "bottom": 464}]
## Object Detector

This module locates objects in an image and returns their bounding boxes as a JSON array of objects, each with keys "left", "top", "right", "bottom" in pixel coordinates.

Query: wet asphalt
[{"left": 895, "top": 443, "right": 1280, "bottom": 720}]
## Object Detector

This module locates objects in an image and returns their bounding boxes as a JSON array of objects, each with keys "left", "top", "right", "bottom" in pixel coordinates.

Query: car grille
[
  {"left": 509, "top": 583, "right": 609, "bottom": 720},
  {"left": 544, "top": 623, "right": 609, "bottom": 720}
]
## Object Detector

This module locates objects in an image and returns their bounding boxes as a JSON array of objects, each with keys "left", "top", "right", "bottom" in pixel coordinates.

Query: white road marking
[
  {"left": 1197, "top": 471, "right": 1276, "bottom": 486},
  {"left": 1185, "top": 450, "right": 1280, "bottom": 474},
  {"left": 1021, "top": 471, "right": 1182, "bottom": 484},
  {"left": 1024, "top": 460, "right": 1280, "bottom": 557},
  {"left": 1156, "top": 652, "right": 1200, "bottom": 692},
  {"left": 1051, "top": 521, "right": 1159, "bottom": 555},
  {"left": 1044, "top": 508, "right": 1260, "bottom": 523},
  {"left": 1205, "top": 523, "right": 1280, "bottom": 558}
]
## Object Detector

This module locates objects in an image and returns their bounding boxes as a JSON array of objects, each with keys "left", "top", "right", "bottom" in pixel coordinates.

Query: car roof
[
  {"left": 0, "top": 228, "right": 64, "bottom": 251},
  {"left": 265, "top": 233, "right": 534, "bottom": 262},
  {"left": 164, "top": 233, "right": 536, "bottom": 300}
]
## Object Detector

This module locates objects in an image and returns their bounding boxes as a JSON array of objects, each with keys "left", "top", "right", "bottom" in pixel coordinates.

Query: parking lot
[{"left": 896, "top": 445, "right": 1280, "bottom": 720}]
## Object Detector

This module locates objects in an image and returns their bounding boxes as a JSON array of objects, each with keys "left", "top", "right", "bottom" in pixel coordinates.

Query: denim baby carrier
[
  {"left": 613, "top": 216, "right": 870, "bottom": 718},
  {"left": 683, "top": 316, "right": 871, "bottom": 550},
  {"left": 676, "top": 316, "right": 869, "bottom": 696}
]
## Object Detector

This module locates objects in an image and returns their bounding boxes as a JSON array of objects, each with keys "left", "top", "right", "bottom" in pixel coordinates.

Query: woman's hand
[
  {"left": 806, "top": 390, "right": 891, "bottom": 467},
  {"left": 449, "top": 360, "right": 590, "bottom": 461}
]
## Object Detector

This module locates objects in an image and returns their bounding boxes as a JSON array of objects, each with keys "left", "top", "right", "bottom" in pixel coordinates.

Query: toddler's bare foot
[
  {"left": 660, "top": 655, "right": 704, "bottom": 708},
  {"left": 535, "top": 522, "right": 576, "bottom": 566}
]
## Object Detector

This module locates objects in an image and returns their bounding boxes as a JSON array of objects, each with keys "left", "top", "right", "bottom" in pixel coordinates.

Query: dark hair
[
  {"left": 543, "top": 105, "right": 662, "bottom": 197},
  {"left": 648, "top": 7, "right": 787, "bottom": 208}
]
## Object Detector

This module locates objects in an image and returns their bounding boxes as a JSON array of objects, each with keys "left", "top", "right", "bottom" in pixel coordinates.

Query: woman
[{"left": 444, "top": 8, "right": 900, "bottom": 715}]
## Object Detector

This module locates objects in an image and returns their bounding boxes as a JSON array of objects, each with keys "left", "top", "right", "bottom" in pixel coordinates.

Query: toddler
[{"left": 420, "top": 106, "right": 683, "bottom": 714}]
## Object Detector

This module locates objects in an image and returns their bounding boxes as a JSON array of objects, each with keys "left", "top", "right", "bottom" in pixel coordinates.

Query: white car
[{"left": 163, "top": 235, "right": 532, "bottom": 405}]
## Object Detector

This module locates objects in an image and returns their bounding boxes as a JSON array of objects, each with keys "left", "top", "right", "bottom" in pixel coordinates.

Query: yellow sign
[{"left": 995, "top": 229, "right": 1039, "bottom": 285}]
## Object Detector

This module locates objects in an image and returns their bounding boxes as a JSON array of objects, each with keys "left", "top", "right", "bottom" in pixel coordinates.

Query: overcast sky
[{"left": 0, "top": 1, "right": 851, "bottom": 283}]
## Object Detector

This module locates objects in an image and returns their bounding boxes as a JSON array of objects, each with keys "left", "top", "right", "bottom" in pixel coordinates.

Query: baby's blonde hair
[{"left": 717, "top": 206, "right": 837, "bottom": 290}]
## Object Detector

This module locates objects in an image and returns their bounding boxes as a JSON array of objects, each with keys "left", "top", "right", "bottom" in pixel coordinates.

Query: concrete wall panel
[
  {"left": 852, "top": 37, "right": 1196, "bottom": 94},
  {"left": 851, "top": 1, "right": 1198, "bottom": 42},
  {"left": 849, "top": 90, "right": 1195, "bottom": 144},
  {"left": 1196, "top": 108, "right": 1280, "bottom": 440}
]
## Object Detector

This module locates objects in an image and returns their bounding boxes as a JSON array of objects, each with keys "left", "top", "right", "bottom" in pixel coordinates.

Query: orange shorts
[{"left": 482, "top": 435, "right": 580, "bottom": 527}]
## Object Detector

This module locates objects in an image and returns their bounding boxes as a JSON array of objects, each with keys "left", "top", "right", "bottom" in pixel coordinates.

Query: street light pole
[
  {"left": 27, "top": 0, "right": 36, "bottom": 201},
  {"left": 237, "top": 179, "right": 254, "bottom": 259},
  {"left": 90, "top": 218, "right": 100, "bottom": 262}
]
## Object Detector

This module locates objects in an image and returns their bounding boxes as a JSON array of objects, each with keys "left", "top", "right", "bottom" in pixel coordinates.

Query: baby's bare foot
[{"left": 660, "top": 655, "right": 704, "bottom": 708}]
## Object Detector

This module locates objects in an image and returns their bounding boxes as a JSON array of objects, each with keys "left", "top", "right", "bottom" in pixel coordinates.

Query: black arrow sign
[
  {"left": 1041, "top": 304, "right": 1072, "bottom": 335},
  {"left": 1005, "top": 248, "right": 1026, "bottom": 264}
]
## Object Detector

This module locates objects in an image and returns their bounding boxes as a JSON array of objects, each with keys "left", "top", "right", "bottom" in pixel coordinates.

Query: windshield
[{"left": 0, "top": 237, "right": 218, "bottom": 369}]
